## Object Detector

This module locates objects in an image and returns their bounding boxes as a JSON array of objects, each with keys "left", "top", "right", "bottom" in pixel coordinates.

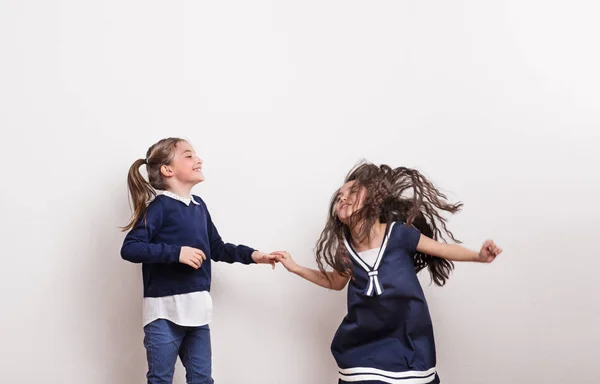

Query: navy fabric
[
  {"left": 121, "top": 194, "right": 255, "bottom": 297},
  {"left": 332, "top": 222, "right": 439, "bottom": 383}
]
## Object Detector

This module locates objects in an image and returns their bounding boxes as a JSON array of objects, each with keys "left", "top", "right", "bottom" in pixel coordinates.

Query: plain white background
[{"left": 1, "top": 1, "right": 599, "bottom": 383}]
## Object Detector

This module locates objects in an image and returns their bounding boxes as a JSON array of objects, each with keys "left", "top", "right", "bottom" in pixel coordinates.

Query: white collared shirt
[
  {"left": 160, "top": 190, "right": 200, "bottom": 206},
  {"left": 142, "top": 191, "right": 213, "bottom": 327}
]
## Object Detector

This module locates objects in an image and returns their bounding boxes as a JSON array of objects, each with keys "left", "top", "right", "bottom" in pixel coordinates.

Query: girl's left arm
[
  {"left": 204, "top": 204, "right": 279, "bottom": 267},
  {"left": 416, "top": 235, "right": 502, "bottom": 263}
]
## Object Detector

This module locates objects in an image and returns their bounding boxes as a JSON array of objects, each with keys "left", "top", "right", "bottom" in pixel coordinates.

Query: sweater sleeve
[
  {"left": 204, "top": 204, "right": 256, "bottom": 265},
  {"left": 120, "top": 199, "right": 181, "bottom": 264}
]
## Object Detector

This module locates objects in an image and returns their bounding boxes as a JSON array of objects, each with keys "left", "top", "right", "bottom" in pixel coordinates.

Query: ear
[{"left": 160, "top": 164, "right": 174, "bottom": 178}]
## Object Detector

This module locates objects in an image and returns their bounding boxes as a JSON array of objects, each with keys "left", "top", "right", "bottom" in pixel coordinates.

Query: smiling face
[
  {"left": 160, "top": 141, "right": 204, "bottom": 188},
  {"left": 334, "top": 180, "right": 367, "bottom": 224}
]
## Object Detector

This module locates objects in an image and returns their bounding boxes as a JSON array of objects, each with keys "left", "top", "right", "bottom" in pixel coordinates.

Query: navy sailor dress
[{"left": 331, "top": 221, "right": 440, "bottom": 384}]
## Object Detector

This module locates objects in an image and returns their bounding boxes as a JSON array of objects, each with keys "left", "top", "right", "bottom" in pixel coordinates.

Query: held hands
[
  {"left": 179, "top": 248, "right": 286, "bottom": 270},
  {"left": 251, "top": 250, "right": 297, "bottom": 271},
  {"left": 179, "top": 246, "right": 207, "bottom": 269},
  {"left": 477, "top": 240, "right": 503, "bottom": 263},
  {"left": 270, "top": 251, "right": 297, "bottom": 273},
  {"left": 252, "top": 251, "right": 284, "bottom": 270}
]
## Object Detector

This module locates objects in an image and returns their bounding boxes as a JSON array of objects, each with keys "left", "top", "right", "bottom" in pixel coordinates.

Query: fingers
[
  {"left": 488, "top": 241, "right": 502, "bottom": 256},
  {"left": 484, "top": 240, "right": 502, "bottom": 254},
  {"left": 249, "top": 250, "right": 290, "bottom": 267},
  {"left": 195, "top": 255, "right": 205, "bottom": 267},
  {"left": 179, "top": 247, "right": 207, "bottom": 269},
  {"left": 194, "top": 256, "right": 204, "bottom": 268},
  {"left": 184, "top": 258, "right": 201, "bottom": 269},
  {"left": 482, "top": 240, "right": 503, "bottom": 263},
  {"left": 269, "top": 254, "right": 286, "bottom": 264},
  {"left": 188, "top": 253, "right": 204, "bottom": 269},
  {"left": 266, "top": 251, "right": 290, "bottom": 261},
  {"left": 270, "top": 251, "right": 288, "bottom": 259},
  {"left": 264, "top": 253, "right": 279, "bottom": 260},
  {"left": 194, "top": 249, "right": 207, "bottom": 261}
]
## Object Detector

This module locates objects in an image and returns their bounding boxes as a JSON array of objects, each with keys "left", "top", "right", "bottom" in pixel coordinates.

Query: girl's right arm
[
  {"left": 274, "top": 251, "right": 349, "bottom": 291},
  {"left": 121, "top": 200, "right": 206, "bottom": 268}
]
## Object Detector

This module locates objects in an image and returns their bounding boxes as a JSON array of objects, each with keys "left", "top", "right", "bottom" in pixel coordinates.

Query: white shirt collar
[{"left": 160, "top": 190, "right": 200, "bottom": 206}]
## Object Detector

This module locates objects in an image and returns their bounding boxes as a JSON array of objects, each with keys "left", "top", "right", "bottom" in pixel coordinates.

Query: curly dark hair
[{"left": 316, "top": 161, "right": 463, "bottom": 286}]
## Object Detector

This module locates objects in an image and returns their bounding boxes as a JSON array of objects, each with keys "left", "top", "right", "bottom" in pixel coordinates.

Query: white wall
[{"left": 1, "top": 1, "right": 599, "bottom": 383}]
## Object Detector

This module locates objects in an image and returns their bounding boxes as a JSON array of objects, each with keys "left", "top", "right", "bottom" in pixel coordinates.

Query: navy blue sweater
[{"left": 121, "top": 194, "right": 256, "bottom": 298}]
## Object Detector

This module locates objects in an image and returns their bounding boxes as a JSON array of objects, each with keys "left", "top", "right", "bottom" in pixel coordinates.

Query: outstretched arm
[
  {"left": 273, "top": 251, "right": 349, "bottom": 291},
  {"left": 416, "top": 235, "right": 502, "bottom": 263},
  {"left": 201, "top": 203, "right": 280, "bottom": 268}
]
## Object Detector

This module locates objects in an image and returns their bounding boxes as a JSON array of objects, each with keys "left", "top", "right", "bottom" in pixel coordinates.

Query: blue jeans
[{"left": 143, "top": 319, "right": 213, "bottom": 384}]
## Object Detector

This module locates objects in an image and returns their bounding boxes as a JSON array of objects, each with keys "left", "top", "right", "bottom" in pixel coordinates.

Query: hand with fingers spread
[
  {"left": 179, "top": 246, "right": 207, "bottom": 269},
  {"left": 477, "top": 240, "right": 502, "bottom": 263},
  {"left": 252, "top": 251, "right": 283, "bottom": 270}
]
